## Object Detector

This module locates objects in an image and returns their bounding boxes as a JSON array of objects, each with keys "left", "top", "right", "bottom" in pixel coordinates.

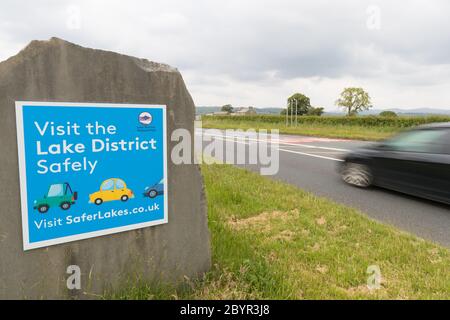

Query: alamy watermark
[
  {"left": 66, "top": 5, "right": 82, "bottom": 30},
  {"left": 170, "top": 121, "right": 280, "bottom": 176},
  {"left": 366, "top": 5, "right": 381, "bottom": 31},
  {"left": 66, "top": 265, "right": 81, "bottom": 290},
  {"left": 367, "top": 265, "right": 382, "bottom": 290}
]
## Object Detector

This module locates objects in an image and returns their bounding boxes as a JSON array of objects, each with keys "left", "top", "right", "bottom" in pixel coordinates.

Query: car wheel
[
  {"left": 121, "top": 195, "right": 129, "bottom": 202},
  {"left": 38, "top": 205, "right": 49, "bottom": 213},
  {"left": 342, "top": 163, "right": 373, "bottom": 188},
  {"left": 148, "top": 190, "right": 157, "bottom": 198},
  {"left": 60, "top": 202, "right": 71, "bottom": 210},
  {"left": 94, "top": 198, "right": 103, "bottom": 205}
]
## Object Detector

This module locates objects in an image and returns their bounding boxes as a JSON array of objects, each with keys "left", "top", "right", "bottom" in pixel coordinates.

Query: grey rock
[{"left": 0, "top": 37, "right": 211, "bottom": 299}]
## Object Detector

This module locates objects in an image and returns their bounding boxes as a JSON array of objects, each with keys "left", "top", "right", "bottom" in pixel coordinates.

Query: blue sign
[{"left": 15, "top": 102, "right": 168, "bottom": 250}]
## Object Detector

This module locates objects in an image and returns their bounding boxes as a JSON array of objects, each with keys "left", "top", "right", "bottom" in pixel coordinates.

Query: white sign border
[{"left": 15, "top": 101, "right": 168, "bottom": 251}]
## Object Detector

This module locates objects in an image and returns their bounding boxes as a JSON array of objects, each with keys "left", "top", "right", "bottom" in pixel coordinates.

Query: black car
[{"left": 339, "top": 122, "right": 450, "bottom": 204}]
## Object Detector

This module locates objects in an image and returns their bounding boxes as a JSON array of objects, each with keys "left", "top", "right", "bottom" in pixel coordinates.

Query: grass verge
[
  {"left": 114, "top": 164, "right": 450, "bottom": 300},
  {"left": 202, "top": 118, "right": 403, "bottom": 140}
]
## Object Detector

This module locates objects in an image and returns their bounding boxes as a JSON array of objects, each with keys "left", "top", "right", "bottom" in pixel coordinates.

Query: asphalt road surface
[{"left": 197, "top": 129, "right": 450, "bottom": 247}]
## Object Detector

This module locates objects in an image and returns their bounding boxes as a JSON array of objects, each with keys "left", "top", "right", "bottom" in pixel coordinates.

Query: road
[{"left": 197, "top": 129, "right": 450, "bottom": 247}]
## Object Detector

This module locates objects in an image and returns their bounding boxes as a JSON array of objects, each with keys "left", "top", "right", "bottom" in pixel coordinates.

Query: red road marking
[{"left": 281, "top": 137, "right": 348, "bottom": 143}]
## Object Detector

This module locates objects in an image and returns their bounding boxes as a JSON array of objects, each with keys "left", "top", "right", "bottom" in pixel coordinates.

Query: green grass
[
  {"left": 201, "top": 114, "right": 450, "bottom": 141},
  {"left": 202, "top": 118, "right": 403, "bottom": 140},
  {"left": 113, "top": 164, "right": 450, "bottom": 300}
]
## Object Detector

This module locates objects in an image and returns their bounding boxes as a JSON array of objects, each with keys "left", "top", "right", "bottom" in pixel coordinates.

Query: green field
[
  {"left": 114, "top": 164, "right": 450, "bottom": 300},
  {"left": 201, "top": 115, "right": 450, "bottom": 140}
]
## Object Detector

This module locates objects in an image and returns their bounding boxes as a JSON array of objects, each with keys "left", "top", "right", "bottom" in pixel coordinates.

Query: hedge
[{"left": 203, "top": 115, "right": 450, "bottom": 128}]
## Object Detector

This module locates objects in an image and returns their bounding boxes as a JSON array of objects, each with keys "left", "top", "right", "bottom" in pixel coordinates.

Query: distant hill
[
  {"left": 196, "top": 106, "right": 221, "bottom": 115},
  {"left": 386, "top": 108, "right": 450, "bottom": 115},
  {"left": 195, "top": 106, "right": 282, "bottom": 115},
  {"left": 196, "top": 106, "right": 283, "bottom": 115},
  {"left": 327, "top": 108, "right": 450, "bottom": 116},
  {"left": 197, "top": 106, "right": 450, "bottom": 116}
]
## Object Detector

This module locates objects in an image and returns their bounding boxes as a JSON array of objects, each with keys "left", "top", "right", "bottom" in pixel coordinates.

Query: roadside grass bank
[
  {"left": 201, "top": 115, "right": 450, "bottom": 140},
  {"left": 202, "top": 119, "right": 397, "bottom": 140},
  {"left": 113, "top": 164, "right": 450, "bottom": 300}
]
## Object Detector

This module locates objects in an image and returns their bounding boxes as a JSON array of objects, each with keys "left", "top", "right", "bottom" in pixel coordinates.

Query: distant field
[
  {"left": 201, "top": 115, "right": 450, "bottom": 140},
  {"left": 113, "top": 164, "right": 450, "bottom": 300}
]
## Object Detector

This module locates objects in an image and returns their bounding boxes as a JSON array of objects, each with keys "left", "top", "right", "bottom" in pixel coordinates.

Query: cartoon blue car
[{"left": 144, "top": 179, "right": 164, "bottom": 198}]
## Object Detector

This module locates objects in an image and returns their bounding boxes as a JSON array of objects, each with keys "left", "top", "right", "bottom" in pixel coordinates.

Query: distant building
[{"left": 235, "top": 107, "right": 257, "bottom": 115}]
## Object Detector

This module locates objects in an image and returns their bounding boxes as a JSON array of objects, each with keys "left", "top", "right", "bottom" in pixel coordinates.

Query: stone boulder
[{"left": 0, "top": 37, "right": 210, "bottom": 299}]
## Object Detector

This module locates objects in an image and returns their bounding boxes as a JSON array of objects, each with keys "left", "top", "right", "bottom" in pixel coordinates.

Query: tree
[
  {"left": 307, "top": 107, "right": 325, "bottom": 116},
  {"left": 286, "top": 93, "right": 311, "bottom": 115},
  {"left": 379, "top": 110, "right": 397, "bottom": 118},
  {"left": 335, "top": 88, "right": 372, "bottom": 116},
  {"left": 221, "top": 104, "right": 234, "bottom": 113}
]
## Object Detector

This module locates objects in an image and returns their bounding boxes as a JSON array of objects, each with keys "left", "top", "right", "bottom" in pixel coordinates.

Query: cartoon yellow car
[{"left": 89, "top": 178, "right": 134, "bottom": 205}]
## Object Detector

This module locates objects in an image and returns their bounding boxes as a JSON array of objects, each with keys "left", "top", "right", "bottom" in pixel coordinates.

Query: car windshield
[
  {"left": 101, "top": 179, "right": 115, "bottom": 191},
  {"left": 383, "top": 129, "right": 449, "bottom": 153},
  {"left": 116, "top": 179, "right": 125, "bottom": 189},
  {"left": 48, "top": 184, "right": 64, "bottom": 197},
  {"left": 158, "top": 179, "right": 164, "bottom": 185}
]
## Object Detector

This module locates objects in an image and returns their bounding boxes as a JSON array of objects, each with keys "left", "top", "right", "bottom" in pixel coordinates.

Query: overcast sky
[{"left": 1, "top": 0, "right": 450, "bottom": 110}]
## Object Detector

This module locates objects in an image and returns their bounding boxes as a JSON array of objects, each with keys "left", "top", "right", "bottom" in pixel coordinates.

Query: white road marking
[
  {"left": 279, "top": 148, "right": 344, "bottom": 162},
  {"left": 202, "top": 134, "right": 345, "bottom": 162},
  {"left": 198, "top": 131, "right": 350, "bottom": 152}
]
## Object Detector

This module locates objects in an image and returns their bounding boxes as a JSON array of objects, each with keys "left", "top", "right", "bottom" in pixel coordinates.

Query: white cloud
[{"left": 1, "top": 0, "right": 450, "bottom": 110}]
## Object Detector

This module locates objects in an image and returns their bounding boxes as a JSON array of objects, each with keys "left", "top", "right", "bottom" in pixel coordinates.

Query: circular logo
[{"left": 138, "top": 112, "right": 153, "bottom": 126}]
